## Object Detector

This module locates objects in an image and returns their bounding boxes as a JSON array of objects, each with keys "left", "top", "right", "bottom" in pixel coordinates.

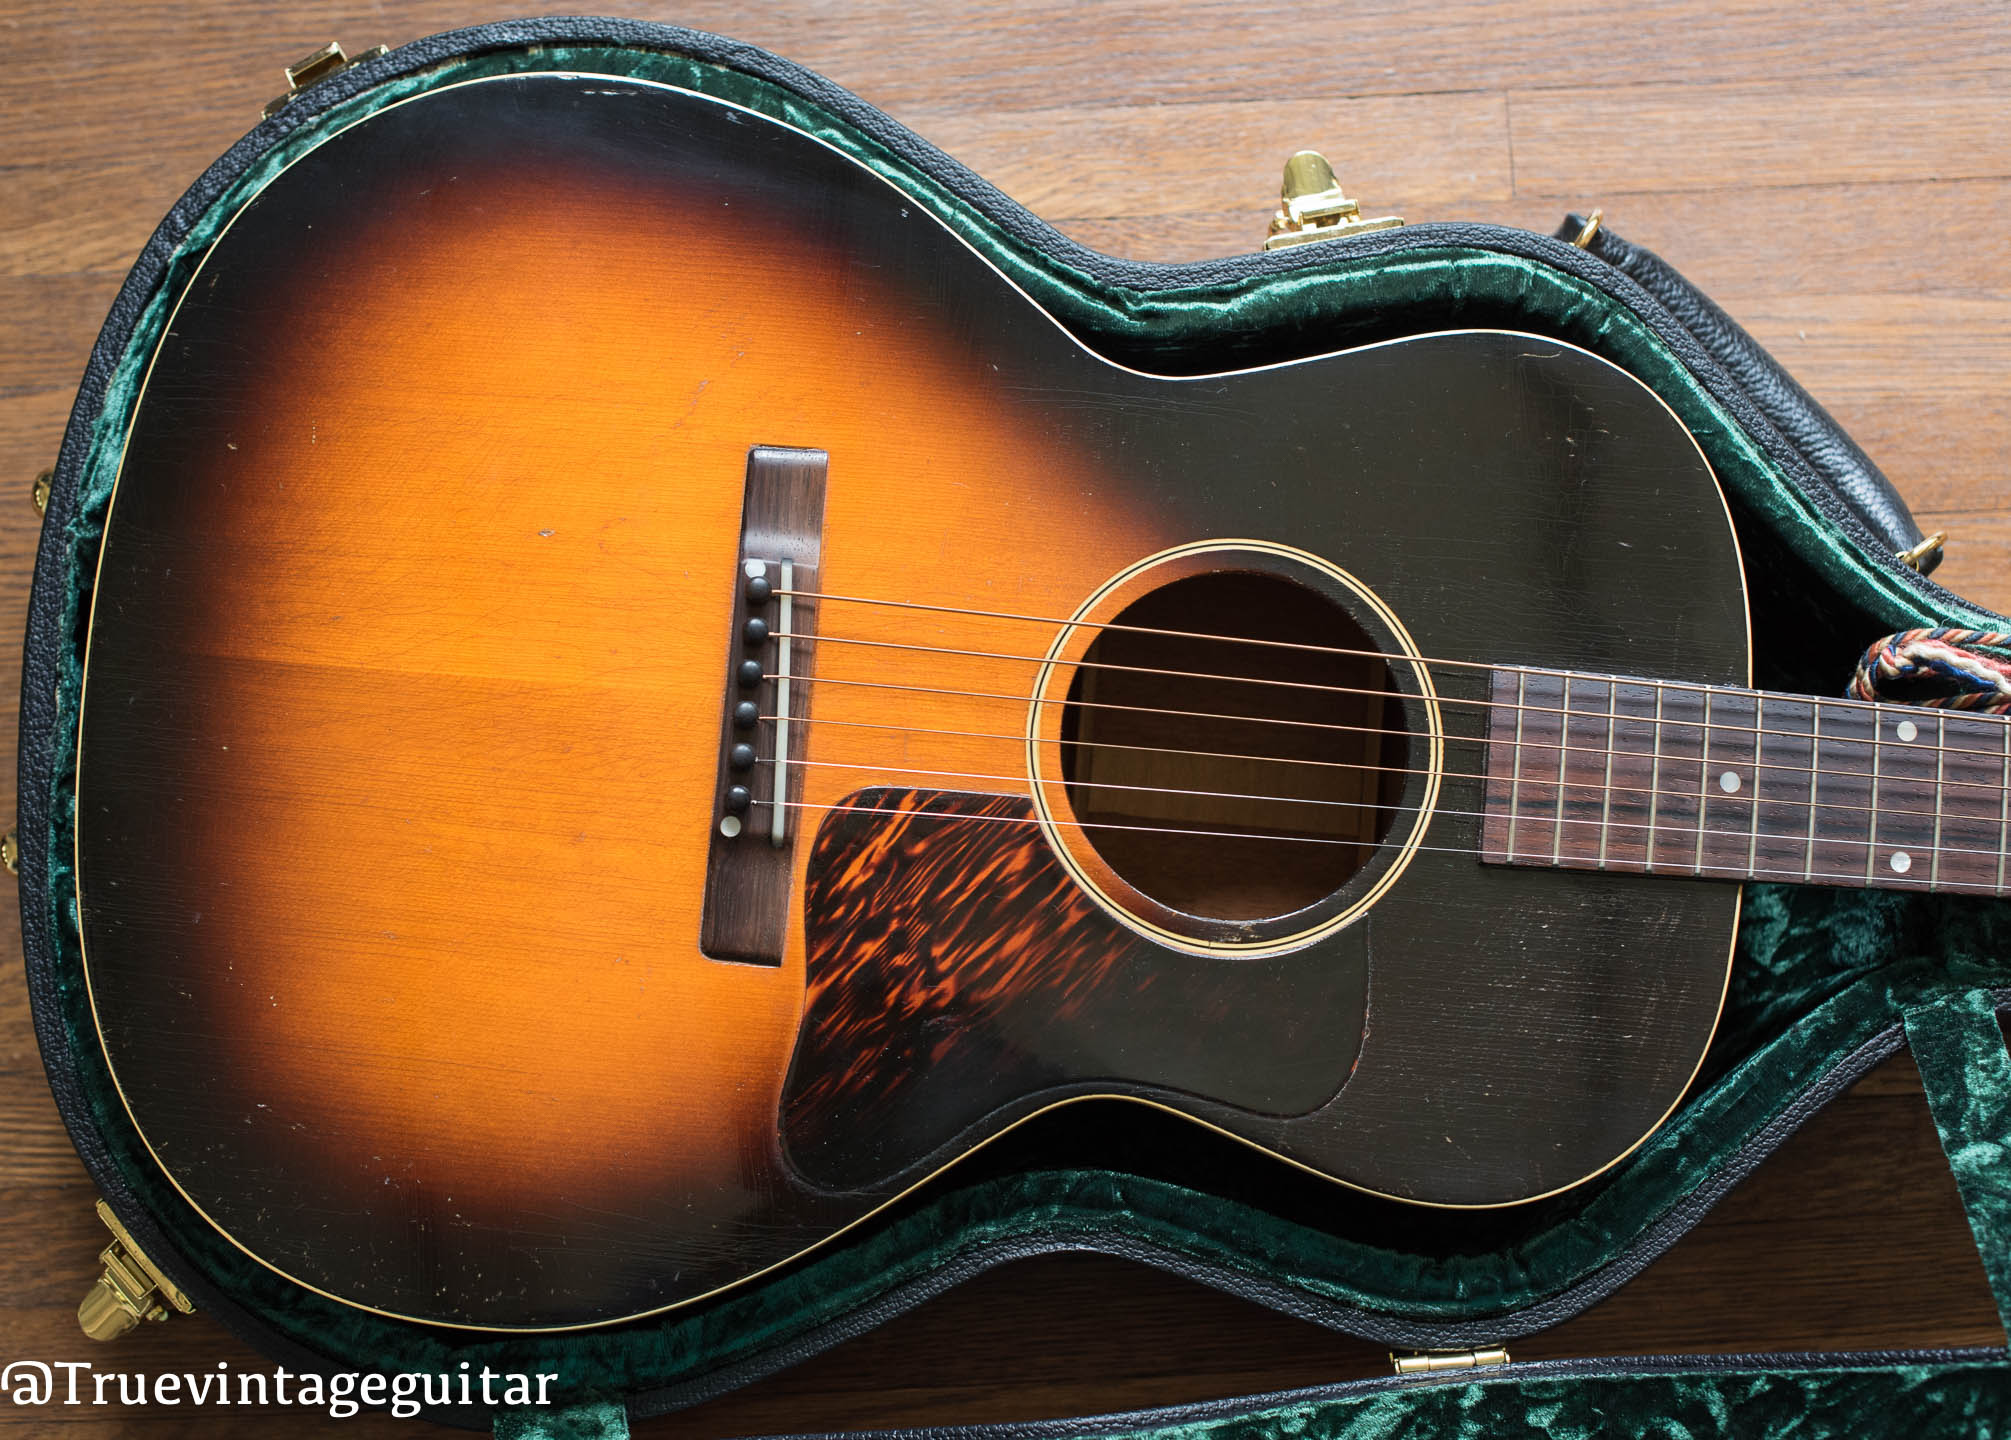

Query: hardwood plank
[
  {"left": 0, "top": 2, "right": 2005, "bottom": 1434},
  {"left": 5, "top": 3, "right": 2008, "bottom": 143},
  {"left": 1500, "top": 180, "right": 2011, "bottom": 303},
  {"left": 0, "top": 1110, "right": 92, "bottom": 1189},
  {"left": 0, "top": 274, "right": 124, "bottom": 396},
  {"left": 1726, "top": 296, "right": 2011, "bottom": 405},
  {"left": 909, "top": 91, "right": 1511, "bottom": 223},
  {"left": 1911, "top": 510, "right": 2011, "bottom": 620},
  {"left": 1842, "top": 402, "right": 2011, "bottom": 514},
  {"left": 0, "top": 388, "right": 76, "bottom": 469},
  {"left": 1511, "top": 76, "right": 2011, "bottom": 198},
  {"left": 0, "top": 158, "right": 198, "bottom": 279}
]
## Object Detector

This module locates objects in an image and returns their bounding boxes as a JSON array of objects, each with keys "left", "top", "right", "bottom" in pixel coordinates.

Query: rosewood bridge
[{"left": 1481, "top": 669, "right": 2011, "bottom": 894}]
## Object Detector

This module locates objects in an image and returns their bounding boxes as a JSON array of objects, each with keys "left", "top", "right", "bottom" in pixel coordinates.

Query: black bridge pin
[{"left": 743, "top": 617, "right": 769, "bottom": 646}]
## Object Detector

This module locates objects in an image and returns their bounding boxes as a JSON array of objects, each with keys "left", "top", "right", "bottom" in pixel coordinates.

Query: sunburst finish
[{"left": 73, "top": 73, "right": 1747, "bottom": 1328}]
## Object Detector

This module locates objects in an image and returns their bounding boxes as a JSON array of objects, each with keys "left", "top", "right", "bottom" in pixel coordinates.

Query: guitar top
[{"left": 76, "top": 68, "right": 1802, "bottom": 1330}]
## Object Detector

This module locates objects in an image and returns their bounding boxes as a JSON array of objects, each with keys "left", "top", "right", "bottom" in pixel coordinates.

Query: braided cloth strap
[{"left": 1850, "top": 628, "right": 2011, "bottom": 711}]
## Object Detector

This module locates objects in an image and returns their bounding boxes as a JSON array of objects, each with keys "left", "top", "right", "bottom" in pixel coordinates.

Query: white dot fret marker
[
  {"left": 1891, "top": 851, "right": 1912, "bottom": 874},
  {"left": 1896, "top": 720, "right": 1918, "bottom": 742},
  {"left": 1719, "top": 771, "right": 1741, "bottom": 793}
]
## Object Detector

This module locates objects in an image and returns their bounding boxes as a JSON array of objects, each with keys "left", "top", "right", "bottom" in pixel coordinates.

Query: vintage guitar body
[{"left": 74, "top": 72, "right": 1748, "bottom": 1329}]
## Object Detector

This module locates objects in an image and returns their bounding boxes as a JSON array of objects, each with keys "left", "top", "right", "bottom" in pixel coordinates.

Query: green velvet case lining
[
  {"left": 33, "top": 36, "right": 2011, "bottom": 1425},
  {"left": 1909, "top": 995, "right": 2011, "bottom": 1336},
  {"left": 928, "top": 1357, "right": 2011, "bottom": 1440},
  {"left": 494, "top": 1401, "right": 628, "bottom": 1440}
]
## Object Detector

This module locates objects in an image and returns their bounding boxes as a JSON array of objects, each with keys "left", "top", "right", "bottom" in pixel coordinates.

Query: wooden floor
[{"left": 2, "top": 2, "right": 2007, "bottom": 1435}]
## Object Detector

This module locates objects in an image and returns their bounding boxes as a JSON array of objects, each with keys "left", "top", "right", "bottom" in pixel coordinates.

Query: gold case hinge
[
  {"left": 78, "top": 1200, "right": 194, "bottom": 1342},
  {"left": 31, "top": 469, "right": 51, "bottom": 516},
  {"left": 1262, "top": 150, "right": 1404, "bottom": 251},
  {"left": 261, "top": 41, "right": 389, "bottom": 118},
  {"left": 1391, "top": 1346, "right": 1511, "bottom": 1376}
]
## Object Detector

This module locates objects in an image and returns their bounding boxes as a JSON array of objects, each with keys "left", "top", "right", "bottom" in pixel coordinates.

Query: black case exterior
[{"left": 15, "top": 17, "right": 2003, "bottom": 1433}]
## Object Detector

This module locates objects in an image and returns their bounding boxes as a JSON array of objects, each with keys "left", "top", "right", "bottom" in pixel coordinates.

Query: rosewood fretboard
[{"left": 1480, "top": 669, "right": 2011, "bottom": 894}]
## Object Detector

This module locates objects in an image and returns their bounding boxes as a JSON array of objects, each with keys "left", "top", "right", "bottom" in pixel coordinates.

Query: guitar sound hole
[{"left": 1058, "top": 571, "right": 1408, "bottom": 923}]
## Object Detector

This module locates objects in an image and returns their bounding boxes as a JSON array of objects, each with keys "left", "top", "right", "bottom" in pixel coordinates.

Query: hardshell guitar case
[{"left": 17, "top": 17, "right": 2011, "bottom": 1437}]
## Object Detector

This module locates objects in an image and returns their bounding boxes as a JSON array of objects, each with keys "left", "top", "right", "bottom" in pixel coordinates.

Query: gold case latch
[
  {"left": 78, "top": 1200, "right": 194, "bottom": 1342},
  {"left": 261, "top": 41, "right": 389, "bottom": 118},
  {"left": 1262, "top": 151, "right": 1404, "bottom": 251},
  {"left": 1391, "top": 1346, "right": 1511, "bottom": 1376},
  {"left": 1897, "top": 530, "right": 1948, "bottom": 572}
]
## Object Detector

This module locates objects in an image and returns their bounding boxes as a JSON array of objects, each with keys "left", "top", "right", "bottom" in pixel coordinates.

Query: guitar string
[
  {"left": 756, "top": 718, "right": 1984, "bottom": 833},
  {"left": 770, "top": 625, "right": 2010, "bottom": 780},
  {"left": 761, "top": 795, "right": 2011, "bottom": 893},
  {"left": 776, "top": 586, "right": 2006, "bottom": 759},
  {"left": 765, "top": 666, "right": 2011, "bottom": 812},
  {"left": 772, "top": 623, "right": 2010, "bottom": 792},
  {"left": 754, "top": 753, "right": 2011, "bottom": 870}
]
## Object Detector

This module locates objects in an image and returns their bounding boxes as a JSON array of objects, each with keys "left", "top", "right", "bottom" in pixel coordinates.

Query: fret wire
[
  {"left": 1804, "top": 704, "right": 1821, "bottom": 883},
  {"left": 1508, "top": 670, "right": 1527, "bottom": 863},
  {"left": 1932, "top": 712, "right": 1946, "bottom": 889},
  {"left": 1746, "top": 696, "right": 1762, "bottom": 877},
  {"left": 1750, "top": 695, "right": 1814, "bottom": 884},
  {"left": 1646, "top": 686, "right": 1663, "bottom": 872},
  {"left": 1866, "top": 716, "right": 1882, "bottom": 882},
  {"left": 1692, "top": 691, "right": 1711, "bottom": 876},
  {"left": 1553, "top": 678, "right": 1571, "bottom": 867},
  {"left": 1598, "top": 681, "right": 1617, "bottom": 870},
  {"left": 2001, "top": 720, "right": 2010, "bottom": 896}
]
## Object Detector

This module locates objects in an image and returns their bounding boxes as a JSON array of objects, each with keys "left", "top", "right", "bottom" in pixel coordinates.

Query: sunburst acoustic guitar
[{"left": 68, "top": 69, "right": 2003, "bottom": 1332}]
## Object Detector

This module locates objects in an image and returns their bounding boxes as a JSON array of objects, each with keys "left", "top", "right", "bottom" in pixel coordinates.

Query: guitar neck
[{"left": 1479, "top": 668, "right": 2011, "bottom": 895}]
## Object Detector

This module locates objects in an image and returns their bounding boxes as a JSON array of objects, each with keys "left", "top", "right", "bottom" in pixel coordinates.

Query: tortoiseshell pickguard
[{"left": 780, "top": 788, "right": 1370, "bottom": 1193}]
